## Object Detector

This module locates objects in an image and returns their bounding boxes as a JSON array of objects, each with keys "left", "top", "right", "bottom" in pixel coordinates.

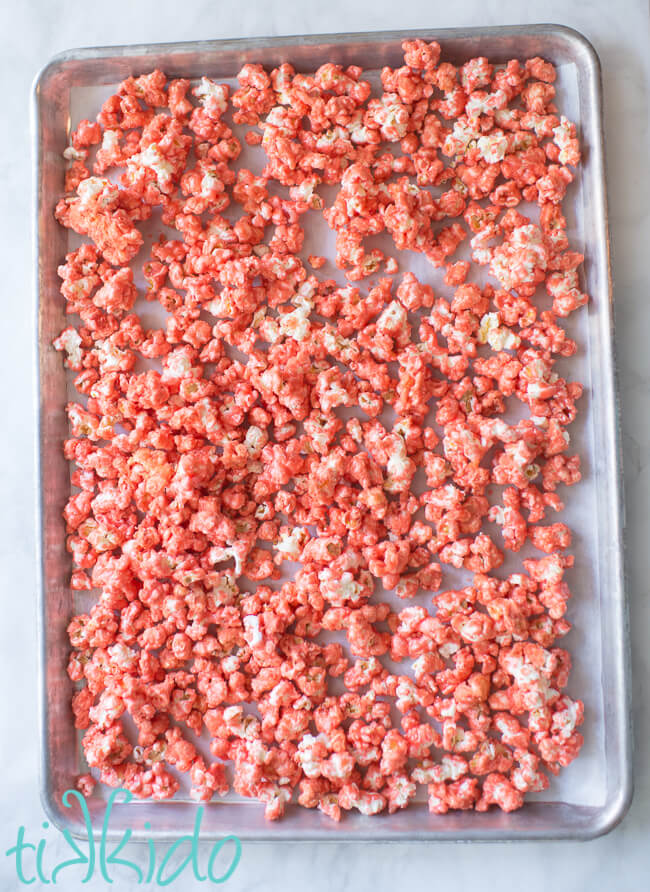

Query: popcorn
[{"left": 55, "top": 40, "right": 588, "bottom": 821}]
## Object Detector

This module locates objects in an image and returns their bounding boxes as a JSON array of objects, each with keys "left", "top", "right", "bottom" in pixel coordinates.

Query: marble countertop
[{"left": 2, "top": 0, "right": 648, "bottom": 888}]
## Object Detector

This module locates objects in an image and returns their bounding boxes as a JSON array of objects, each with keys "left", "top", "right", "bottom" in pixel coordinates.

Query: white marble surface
[{"left": 1, "top": 0, "right": 648, "bottom": 888}]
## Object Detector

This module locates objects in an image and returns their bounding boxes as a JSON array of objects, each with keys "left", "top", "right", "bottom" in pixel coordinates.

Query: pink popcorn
[{"left": 55, "top": 41, "right": 587, "bottom": 821}]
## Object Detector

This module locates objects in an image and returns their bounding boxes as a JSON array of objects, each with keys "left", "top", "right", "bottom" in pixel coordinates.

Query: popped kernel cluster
[{"left": 55, "top": 40, "right": 587, "bottom": 821}]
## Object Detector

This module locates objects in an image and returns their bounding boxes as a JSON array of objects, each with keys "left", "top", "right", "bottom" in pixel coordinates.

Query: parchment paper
[{"left": 66, "top": 57, "right": 606, "bottom": 809}]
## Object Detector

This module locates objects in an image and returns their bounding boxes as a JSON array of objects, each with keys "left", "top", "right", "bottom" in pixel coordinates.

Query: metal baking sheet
[{"left": 33, "top": 24, "right": 632, "bottom": 841}]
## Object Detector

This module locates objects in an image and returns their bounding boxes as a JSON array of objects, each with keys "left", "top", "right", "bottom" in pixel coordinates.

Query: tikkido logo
[{"left": 6, "top": 789, "right": 242, "bottom": 886}]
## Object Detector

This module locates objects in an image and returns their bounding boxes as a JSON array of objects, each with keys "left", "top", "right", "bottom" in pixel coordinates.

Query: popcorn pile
[{"left": 54, "top": 40, "right": 587, "bottom": 821}]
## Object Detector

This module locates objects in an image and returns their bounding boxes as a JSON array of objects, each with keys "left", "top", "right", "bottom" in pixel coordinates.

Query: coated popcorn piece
[
  {"left": 489, "top": 223, "right": 549, "bottom": 295},
  {"left": 552, "top": 116, "right": 581, "bottom": 167},
  {"left": 475, "top": 772, "right": 524, "bottom": 812},
  {"left": 55, "top": 39, "right": 590, "bottom": 819},
  {"left": 546, "top": 268, "right": 589, "bottom": 317},
  {"left": 55, "top": 177, "right": 144, "bottom": 266}
]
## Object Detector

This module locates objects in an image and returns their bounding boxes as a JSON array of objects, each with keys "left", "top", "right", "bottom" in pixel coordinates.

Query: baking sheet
[{"left": 35, "top": 26, "right": 630, "bottom": 841}]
